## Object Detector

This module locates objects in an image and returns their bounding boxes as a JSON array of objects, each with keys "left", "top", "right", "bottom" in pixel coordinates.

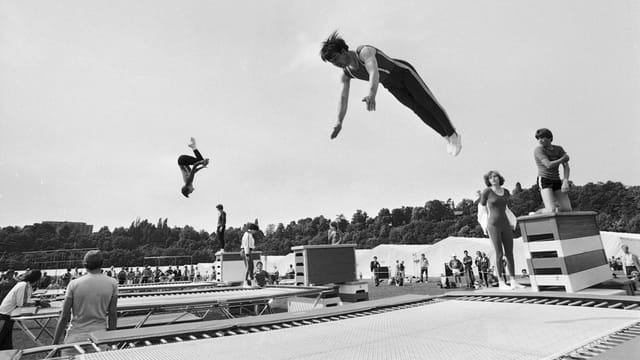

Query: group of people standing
[{"left": 444, "top": 251, "right": 501, "bottom": 289}]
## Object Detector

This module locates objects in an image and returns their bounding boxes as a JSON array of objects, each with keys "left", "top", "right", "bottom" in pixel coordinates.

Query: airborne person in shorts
[
  {"left": 320, "top": 31, "right": 462, "bottom": 156},
  {"left": 178, "top": 137, "right": 209, "bottom": 198}
]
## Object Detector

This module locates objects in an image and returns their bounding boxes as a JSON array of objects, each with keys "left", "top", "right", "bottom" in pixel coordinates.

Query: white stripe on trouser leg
[{"left": 377, "top": 51, "right": 451, "bottom": 121}]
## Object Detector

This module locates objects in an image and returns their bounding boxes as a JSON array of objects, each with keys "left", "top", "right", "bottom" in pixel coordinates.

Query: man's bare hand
[
  {"left": 331, "top": 122, "right": 343, "bottom": 139},
  {"left": 362, "top": 96, "right": 376, "bottom": 111}
]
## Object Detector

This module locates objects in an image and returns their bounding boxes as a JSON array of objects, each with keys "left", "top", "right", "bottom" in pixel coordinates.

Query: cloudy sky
[{"left": 1, "top": 0, "right": 638, "bottom": 231}]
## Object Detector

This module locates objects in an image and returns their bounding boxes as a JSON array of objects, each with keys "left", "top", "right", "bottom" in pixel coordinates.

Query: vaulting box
[
  {"left": 287, "top": 294, "right": 342, "bottom": 312},
  {"left": 214, "top": 251, "right": 262, "bottom": 283},
  {"left": 518, "top": 211, "right": 611, "bottom": 293},
  {"left": 291, "top": 244, "right": 357, "bottom": 286},
  {"left": 338, "top": 281, "right": 369, "bottom": 302}
]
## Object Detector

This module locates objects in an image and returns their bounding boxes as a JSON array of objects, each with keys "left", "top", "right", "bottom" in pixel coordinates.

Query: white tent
[
  {"left": 355, "top": 244, "right": 430, "bottom": 279},
  {"left": 354, "top": 237, "right": 527, "bottom": 280},
  {"left": 262, "top": 231, "right": 640, "bottom": 282}
]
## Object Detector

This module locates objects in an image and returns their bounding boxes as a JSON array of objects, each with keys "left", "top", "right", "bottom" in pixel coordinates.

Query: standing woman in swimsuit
[
  {"left": 477, "top": 171, "right": 524, "bottom": 290},
  {"left": 178, "top": 137, "right": 209, "bottom": 198}
]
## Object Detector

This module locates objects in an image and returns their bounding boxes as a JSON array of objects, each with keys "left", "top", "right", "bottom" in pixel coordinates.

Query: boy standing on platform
[
  {"left": 533, "top": 128, "right": 572, "bottom": 213},
  {"left": 214, "top": 204, "right": 226, "bottom": 252}
]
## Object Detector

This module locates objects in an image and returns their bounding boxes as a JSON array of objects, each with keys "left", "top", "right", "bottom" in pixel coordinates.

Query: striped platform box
[
  {"left": 292, "top": 244, "right": 357, "bottom": 286},
  {"left": 338, "top": 281, "right": 369, "bottom": 302},
  {"left": 518, "top": 211, "right": 611, "bottom": 293},
  {"left": 287, "top": 293, "right": 342, "bottom": 312},
  {"left": 214, "top": 250, "right": 261, "bottom": 283}
]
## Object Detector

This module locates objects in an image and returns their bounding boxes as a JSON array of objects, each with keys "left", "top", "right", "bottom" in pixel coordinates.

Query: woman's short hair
[
  {"left": 483, "top": 170, "right": 505, "bottom": 187},
  {"left": 535, "top": 128, "right": 553, "bottom": 140},
  {"left": 320, "top": 31, "right": 349, "bottom": 62},
  {"left": 23, "top": 270, "right": 42, "bottom": 283},
  {"left": 216, "top": 204, "right": 223, "bottom": 210},
  {"left": 83, "top": 250, "right": 104, "bottom": 271}
]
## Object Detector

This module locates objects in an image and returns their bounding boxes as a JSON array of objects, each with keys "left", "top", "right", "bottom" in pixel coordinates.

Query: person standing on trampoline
[
  {"left": 477, "top": 171, "right": 524, "bottom": 290},
  {"left": 320, "top": 31, "right": 461, "bottom": 156},
  {"left": 534, "top": 128, "right": 571, "bottom": 212},
  {"left": 178, "top": 137, "right": 209, "bottom": 198},
  {"left": 241, "top": 223, "right": 259, "bottom": 287}
]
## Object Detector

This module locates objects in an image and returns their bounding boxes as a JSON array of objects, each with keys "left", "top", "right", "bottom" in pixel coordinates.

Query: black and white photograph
[{"left": 1, "top": 1, "right": 639, "bottom": 359}]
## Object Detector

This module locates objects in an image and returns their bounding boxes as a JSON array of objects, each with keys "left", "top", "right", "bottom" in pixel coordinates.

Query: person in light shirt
[
  {"left": 53, "top": 250, "right": 118, "bottom": 355},
  {"left": 241, "top": 223, "right": 259, "bottom": 286},
  {"left": 620, "top": 245, "right": 640, "bottom": 278},
  {"left": 0, "top": 270, "right": 44, "bottom": 349}
]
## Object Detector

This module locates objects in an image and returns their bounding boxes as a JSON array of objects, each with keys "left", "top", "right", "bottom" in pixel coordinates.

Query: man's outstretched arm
[{"left": 331, "top": 73, "right": 351, "bottom": 139}]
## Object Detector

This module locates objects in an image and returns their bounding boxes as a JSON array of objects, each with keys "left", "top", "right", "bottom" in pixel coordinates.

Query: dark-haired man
[
  {"left": 53, "top": 250, "right": 118, "bottom": 353},
  {"left": 320, "top": 31, "right": 461, "bottom": 156}
]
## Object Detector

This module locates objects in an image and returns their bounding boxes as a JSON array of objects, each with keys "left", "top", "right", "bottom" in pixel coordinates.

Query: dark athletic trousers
[
  {"left": 217, "top": 227, "right": 225, "bottom": 250},
  {"left": 384, "top": 61, "right": 456, "bottom": 138},
  {"left": 178, "top": 149, "right": 203, "bottom": 166}
]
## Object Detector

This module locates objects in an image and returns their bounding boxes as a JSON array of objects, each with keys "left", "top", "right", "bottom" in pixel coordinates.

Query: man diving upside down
[{"left": 178, "top": 137, "right": 209, "bottom": 198}]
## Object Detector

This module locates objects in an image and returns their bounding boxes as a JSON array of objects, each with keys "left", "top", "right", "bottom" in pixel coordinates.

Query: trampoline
[
  {"left": 12, "top": 285, "right": 332, "bottom": 347},
  {"left": 31, "top": 281, "right": 225, "bottom": 301},
  {"left": 55, "top": 292, "right": 640, "bottom": 360}
]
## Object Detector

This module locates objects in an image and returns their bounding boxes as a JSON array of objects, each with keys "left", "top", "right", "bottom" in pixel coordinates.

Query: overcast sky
[{"left": 1, "top": 0, "right": 638, "bottom": 231}]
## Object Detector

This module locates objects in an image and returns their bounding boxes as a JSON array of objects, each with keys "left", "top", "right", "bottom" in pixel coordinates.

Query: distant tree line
[{"left": 1, "top": 181, "right": 638, "bottom": 270}]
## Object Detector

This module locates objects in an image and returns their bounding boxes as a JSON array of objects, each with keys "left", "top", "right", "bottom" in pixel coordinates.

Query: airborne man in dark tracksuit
[{"left": 320, "top": 31, "right": 461, "bottom": 156}]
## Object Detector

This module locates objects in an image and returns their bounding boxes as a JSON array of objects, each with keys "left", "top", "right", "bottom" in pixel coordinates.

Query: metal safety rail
[
  {"left": 445, "top": 291, "right": 640, "bottom": 360},
  {"left": 20, "top": 294, "right": 435, "bottom": 359},
  {"left": 447, "top": 291, "right": 640, "bottom": 310},
  {"left": 117, "top": 281, "right": 223, "bottom": 293},
  {"left": 556, "top": 322, "right": 640, "bottom": 360}
]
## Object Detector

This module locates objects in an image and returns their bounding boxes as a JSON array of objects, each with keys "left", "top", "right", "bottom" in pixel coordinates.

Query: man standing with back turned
[{"left": 53, "top": 250, "right": 118, "bottom": 354}]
